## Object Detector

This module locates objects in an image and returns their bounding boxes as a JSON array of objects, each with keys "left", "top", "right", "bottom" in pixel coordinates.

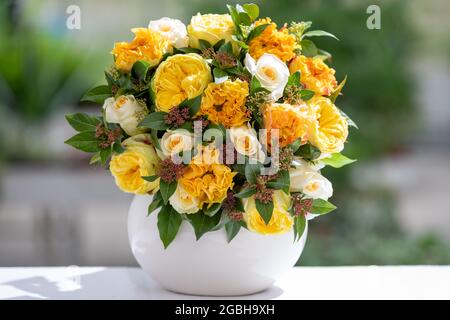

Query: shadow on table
[{"left": 1, "top": 268, "right": 284, "bottom": 300}]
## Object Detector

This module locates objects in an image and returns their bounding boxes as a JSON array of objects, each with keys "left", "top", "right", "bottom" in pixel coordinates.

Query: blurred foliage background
[{"left": 1, "top": 0, "right": 450, "bottom": 267}]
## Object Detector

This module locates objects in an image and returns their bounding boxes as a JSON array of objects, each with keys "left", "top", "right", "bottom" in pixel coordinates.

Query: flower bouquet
[{"left": 65, "top": 3, "right": 356, "bottom": 295}]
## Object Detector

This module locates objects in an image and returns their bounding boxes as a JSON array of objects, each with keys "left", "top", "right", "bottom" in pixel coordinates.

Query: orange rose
[
  {"left": 248, "top": 18, "right": 297, "bottom": 62},
  {"left": 289, "top": 55, "right": 337, "bottom": 96},
  {"left": 264, "top": 102, "right": 314, "bottom": 148}
]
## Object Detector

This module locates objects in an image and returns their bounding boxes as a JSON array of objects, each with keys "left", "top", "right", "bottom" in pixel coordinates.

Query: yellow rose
[
  {"left": 109, "top": 134, "right": 160, "bottom": 194},
  {"left": 200, "top": 79, "right": 249, "bottom": 128},
  {"left": 180, "top": 145, "right": 235, "bottom": 207},
  {"left": 112, "top": 28, "right": 171, "bottom": 72},
  {"left": 152, "top": 53, "right": 212, "bottom": 112},
  {"left": 169, "top": 184, "right": 200, "bottom": 214},
  {"left": 307, "top": 96, "right": 348, "bottom": 154},
  {"left": 289, "top": 55, "right": 337, "bottom": 96},
  {"left": 187, "top": 13, "right": 234, "bottom": 48},
  {"left": 242, "top": 190, "right": 294, "bottom": 235}
]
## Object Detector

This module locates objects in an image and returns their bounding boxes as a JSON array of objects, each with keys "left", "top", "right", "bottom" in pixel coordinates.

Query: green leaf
[
  {"left": 294, "top": 215, "right": 306, "bottom": 242},
  {"left": 310, "top": 199, "right": 337, "bottom": 215},
  {"left": 266, "top": 170, "right": 290, "bottom": 194},
  {"left": 81, "top": 85, "right": 111, "bottom": 104},
  {"left": 329, "top": 76, "right": 347, "bottom": 103},
  {"left": 204, "top": 202, "right": 222, "bottom": 217},
  {"left": 160, "top": 180, "right": 177, "bottom": 205},
  {"left": 227, "top": 5, "right": 241, "bottom": 29},
  {"left": 250, "top": 76, "right": 262, "bottom": 94},
  {"left": 225, "top": 220, "right": 241, "bottom": 243},
  {"left": 245, "top": 163, "right": 261, "bottom": 184},
  {"left": 100, "top": 147, "right": 112, "bottom": 166},
  {"left": 294, "top": 143, "right": 321, "bottom": 161},
  {"left": 187, "top": 211, "right": 221, "bottom": 240},
  {"left": 321, "top": 153, "right": 356, "bottom": 168},
  {"left": 255, "top": 199, "right": 274, "bottom": 225},
  {"left": 157, "top": 205, "right": 183, "bottom": 248},
  {"left": 65, "top": 113, "right": 101, "bottom": 132},
  {"left": 142, "top": 175, "right": 159, "bottom": 182},
  {"left": 246, "top": 24, "right": 269, "bottom": 43},
  {"left": 132, "top": 60, "right": 151, "bottom": 81},
  {"left": 198, "top": 39, "right": 212, "bottom": 50},
  {"left": 218, "top": 41, "right": 233, "bottom": 55},
  {"left": 300, "top": 39, "right": 318, "bottom": 57},
  {"left": 213, "top": 39, "right": 225, "bottom": 51},
  {"left": 242, "top": 3, "right": 259, "bottom": 20},
  {"left": 303, "top": 30, "right": 339, "bottom": 40},
  {"left": 89, "top": 152, "right": 101, "bottom": 165},
  {"left": 238, "top": 11, "right": 252, "bottom": 26},
  {"left": 112, "top": 142, "right": 125, "bottom": 154},
  {"left": 174, "top": 47, "right": 202, "bottom": 54},
  {"left": 289, "top": 138, "right": 302, "bottom": 153},
  {"left": 213, "top": 68, "right": 229, "bottom": 82},
  {"left": 300, "top": 89, "right": 315, "bottom": 101},
  {"left": 287, "top": 71, "right": 301, "bottom": 86},
  {"left": 340, "top": 108, "right": 359, "bottom": 129},
  {"left": 64, "top": 131, "right": 100, "bottom": 153},
  {"left": 150, "top": 129, "right": 161, "bottom": 150},
  {"left": 235, "top": 186, "right": 257, "bottom": 198},
  {"left": 147, "top": 192, "right": 162, "bottom": 216},
  {"left": 181, "top": 95, "right": 202, "bottom": 117},
  {"left": 139, "top": 112, "right": 169, "bottom": 130}
]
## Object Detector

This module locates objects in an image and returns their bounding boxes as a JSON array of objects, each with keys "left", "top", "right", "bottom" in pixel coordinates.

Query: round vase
[{"left": 128, "top": 194, "right": 307, "bottom": 296}]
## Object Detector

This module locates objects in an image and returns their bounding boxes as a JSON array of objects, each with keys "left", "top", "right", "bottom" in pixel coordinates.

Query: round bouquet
[{"left": 65, "top": 3, "right": 356, "bottom": 295}]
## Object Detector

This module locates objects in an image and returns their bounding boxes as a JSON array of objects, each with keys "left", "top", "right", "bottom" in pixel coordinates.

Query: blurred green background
[{"left": 1, "top": 0, "right": 450, "bottom": 266}]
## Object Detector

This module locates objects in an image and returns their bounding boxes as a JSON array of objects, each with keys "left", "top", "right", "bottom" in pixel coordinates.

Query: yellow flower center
[
  {"left": 160, "top": 24, "right": 172, "bottom": 32},
  {"left": 262, "top": 67, "right": 277, "bottom": 81},
  {"left": 115, "top": 96, "right": 128, "bottom": 109}
]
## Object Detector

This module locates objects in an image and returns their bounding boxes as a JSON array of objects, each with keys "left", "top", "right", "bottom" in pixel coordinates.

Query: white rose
[
  {"left": 148, "top": 17, "right": 188, "bottom": 48},
  {"left": 169, "top": 185, "right": 200, "bottom": 214},
  {"left": 159, "top": 129, "right": 194, "bottom": 158},
  {"left": 103, "top": 95, "right": 148, "bottom": 136},
  {"left": 289, "top": 159, "right": 333, "bottom": 200},
  {"left": 244, "top": 53, "right": 289, "bottom": 100},
  {"left": 229, "top": 124, "right": 265, "bottom": 163}
]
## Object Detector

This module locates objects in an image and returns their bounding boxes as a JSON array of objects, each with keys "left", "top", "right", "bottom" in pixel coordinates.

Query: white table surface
[{"left": 1, "top": 266, "right": 449, "bottom": 300}]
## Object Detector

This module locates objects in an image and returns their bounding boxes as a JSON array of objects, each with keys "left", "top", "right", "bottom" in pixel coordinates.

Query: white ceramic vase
[{"left": 128, "top": 194, "right": 307, "bottom": 296}]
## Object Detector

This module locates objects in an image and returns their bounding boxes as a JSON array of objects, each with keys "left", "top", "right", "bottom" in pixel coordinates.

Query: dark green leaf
[
  {"left": 303, "top": 30, "right": 339, "bottom": 41},
  {"left": 147, "top": 192, "right": 163, "bottom": 216},
  {"left": 321, "top": 153, "right": 356, "bottom": 168},
  {"left": 174, "top": 47, "right": 202, "bottom": 54},
  {"left": 238, "top": 11, "right": 252, "bottom": 26},
  {"left": 340, "top": 108, "right": 359, "bottom": 129},
  {"left": 213, "top": 39, "right": 225, "bottom": 51},
  {"left": 157, "top": 205, "right": 183, "bottom": 248},
  {"left": 100, "top": 147, "right": 112, "bottom": 166},
  {"left": 132, "top": 60, "right": 151, "bottom": 81},
  {"left": 204, "top": 202, "right": 222, "bottom": 217},
  {"left": 300, "top": 39, "right": 318, "bottom": 57},
  {"left": 65, "top": 113, "right": 101, "bottom": 132},
  {"left": 266, "top": 170, "right": 290, "bottom": 194},
  {"left": 294, "top": 143, "right": 321, "bottom": 161},
  {"left": 198, "top": 39, "right": 212, "bottom": 50},
  {"left": 245, "top": 163, "right": 261, "bottom": 184},
  {"left": 255, "top": 199, "right": 274, "bottom": 225},
  {"left": 289, "top": 138, "right": 302, "bottom": 153},
  {"left": 213, "top": 68, "right": 229, "bottom": 82},
  {"left": 160, "top": 180, "right": 177, "bottom": 205},
  {"left": 300, "top": 89, "right": 315, "bottom": 101},
  {"left": 287, "top": 71, "right": 301, "bottom": 86},
  {"left": 218, "top": 41, "right": 233, "bottom": 55},
  {"left": 294, "top": 215, "right": 306, "bottom": 242},
  {"left": 235, "top": 186, "right": 257, "bottom": 198},
  {"left": 112, "top": 142, "right": 125, "bottom": 154},
  {"left": 182, "top": 95, "right": 202, "bottom": 117},
  {"left": 81, "top": 85, "right": 111, "bottom": 104},
  {"left": 225, "top": 220, "right": 241, "bottom": 243},
  {"left": 227, "top": 5, "right": 241, "bottom": 30},
  {"left": 187, "top": 211, "right": 221, "bottom": 240},
  {"left": 250, "top": 76, "right": 262, "bottom": 94},
  {"left": 142, "top": 175, "right": 159, "bottom": 182},
  {"left": 150, "top": 129, "right": 161, "bottom": 150},
  {"left": 64, "top": 131, "right": 100, "bottom": 153},
  {"left": 310, "top": 199, "right": 337, "bottom": 215},
  {"left": 246, "top": 24, "right": 269, "bottom": 43},
  {"left": 139, "top": 112, "right": 169, "bottom": 130}
]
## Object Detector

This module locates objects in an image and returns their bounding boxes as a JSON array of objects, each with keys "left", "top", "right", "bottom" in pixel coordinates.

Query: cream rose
[
  {"left": 244, "top": 53, "right": 289, "bottom": 100},
  {"left": 159, "top": 129, "right": 194, "bottom": 159},
  {"left": 103, "top": 95, "right": 148, "bottom": 136},
  {"left": 289, "top": 159, "right": 333, "bottom": 200},
  {"left": 187, "top": 13, "right": 234, "bottom": 48},
  {"left": 148, "top": 17, "right": 189, "bottom": 48},
  {"left": 229, "top": 124, "right": 265, "bottom": 163},
  {"left": 169, "top": 184, "right": 200, "bottom": 214}
]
